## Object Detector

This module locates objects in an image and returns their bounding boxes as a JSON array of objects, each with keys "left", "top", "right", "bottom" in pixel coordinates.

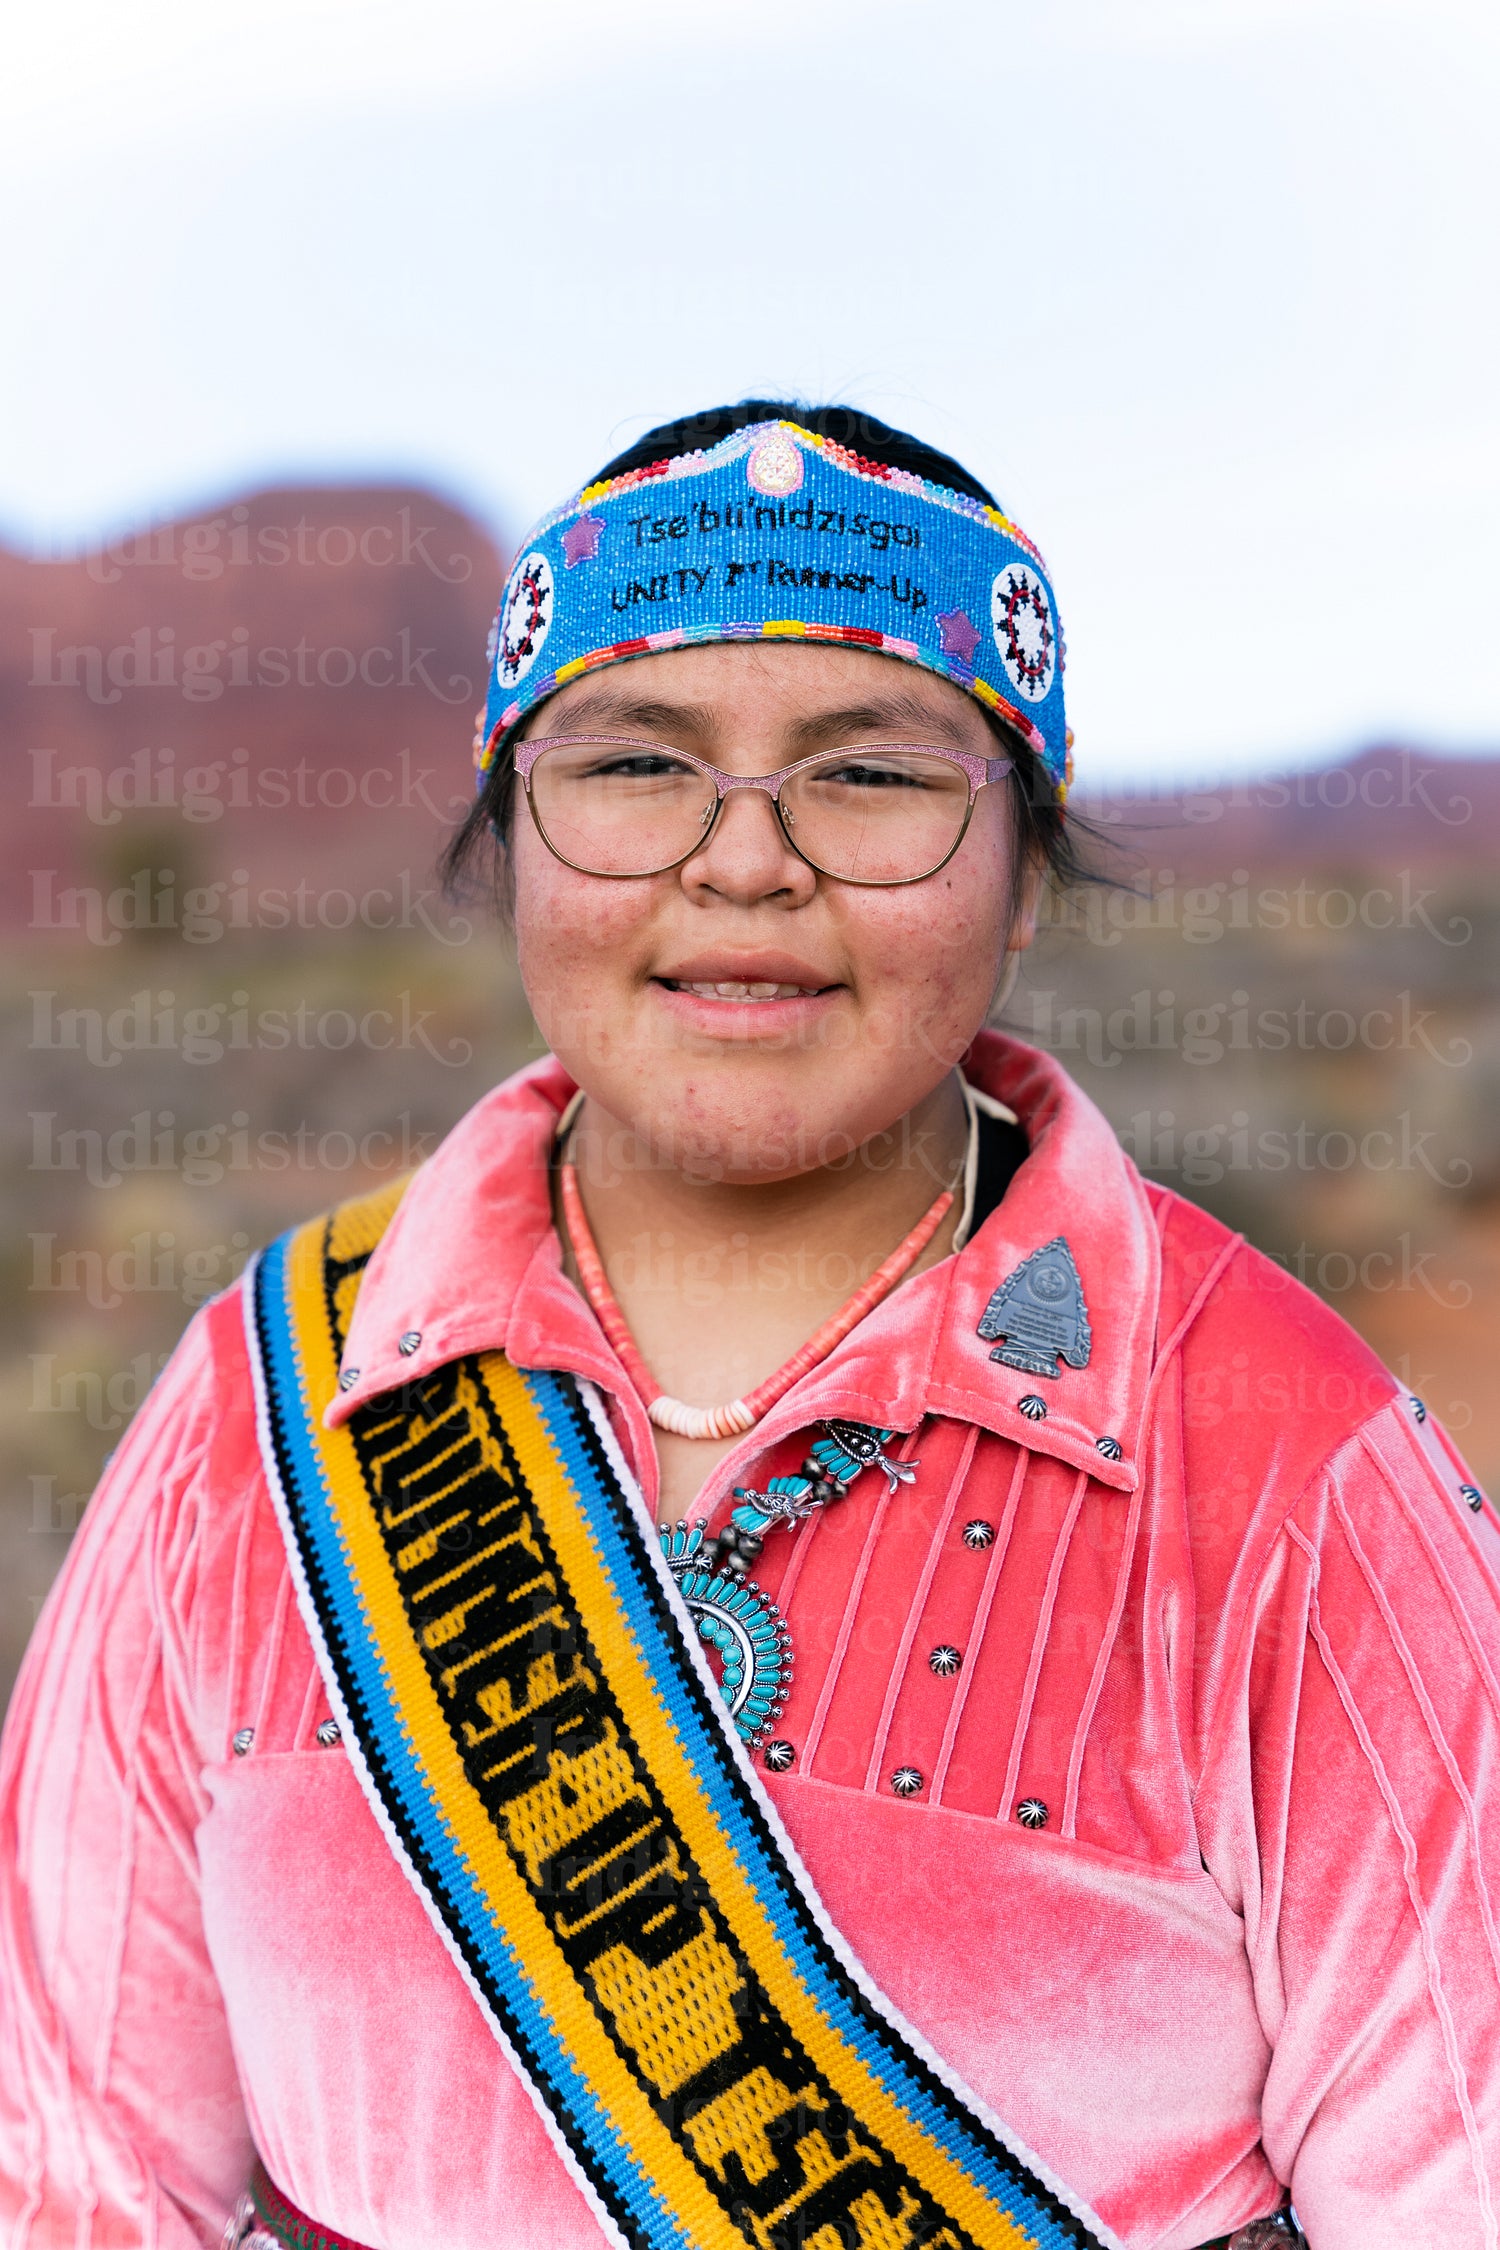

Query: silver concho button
[
  {"left": 1460, "top": 1485, "right": 1484, "bottom": 1512},
  {"left": 962, "top": 1520, "right": 994, "bottom": 1550},
  {"left": 1015, "top": 1796, "right": 1049, "bottom": 1829},
  {"left": 231, "top": 1726, "right": 254, "bottom": 1757},
  {"left": 398, "top": 1330, "right": 422, "bottom": 1356},
  {"left": 890, "top": 1766, "right": 924, "bottom": 1798},
  {"left": 338, "top": 1368, "right": 360, "bottom": 1392},
  {"left": 928, "top": 1645, "right": 961, "bottom": 1677},
  {"left": 1017, "top": 1394, "right": 1048, "bottom": 1421},
  {"left": 1094, "top": 1435, "right": 1123, "bottom": 1462},
  {"left": 763, "top": 1740, "right": 795, "bottom": 1772},
  {"left": 315, "top": 1718, "right": 342, "bottom": 1747}
]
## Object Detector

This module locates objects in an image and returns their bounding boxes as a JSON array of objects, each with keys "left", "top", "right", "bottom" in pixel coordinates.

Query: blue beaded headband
[{"left": 478, "top": 420, "right": 1070, "bottom": 797}]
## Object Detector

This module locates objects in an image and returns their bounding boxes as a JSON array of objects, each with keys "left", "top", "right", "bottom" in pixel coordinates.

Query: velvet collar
[{"left": 324, "top": 1032, "right": 1158, "bottom": 1502}]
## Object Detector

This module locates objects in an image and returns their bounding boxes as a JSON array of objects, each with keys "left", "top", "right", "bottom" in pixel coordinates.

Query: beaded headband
[{"left": 477, "top": 419, "right": 1070, "bottom": 797}]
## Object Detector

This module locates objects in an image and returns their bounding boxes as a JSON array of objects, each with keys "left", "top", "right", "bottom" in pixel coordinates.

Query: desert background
[
  {"left": 4, "top": 479, "right": 1496, "bottom": 1707},
  {"left": 6, "top": 0, "right": 1498, "bottom": 1715}
]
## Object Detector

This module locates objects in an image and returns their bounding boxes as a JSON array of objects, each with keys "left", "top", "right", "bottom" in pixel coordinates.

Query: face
[{"left": 510, "top": 642, "right": 1037, "bottom": 1185}]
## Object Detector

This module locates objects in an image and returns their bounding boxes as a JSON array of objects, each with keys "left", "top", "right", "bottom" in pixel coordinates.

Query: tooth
[{"left": 667, "top": 979, "right": 826, "bottom": 1001}]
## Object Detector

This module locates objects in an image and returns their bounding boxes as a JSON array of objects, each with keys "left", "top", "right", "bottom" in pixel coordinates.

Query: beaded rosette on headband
[{"left": 477, "top": 420, "right": 1072, "bottom": 798}]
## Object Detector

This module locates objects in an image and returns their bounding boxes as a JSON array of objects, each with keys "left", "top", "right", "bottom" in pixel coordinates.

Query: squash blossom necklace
[{"left": 559, "top": 1152, "right": 953, "bottom": 1746}]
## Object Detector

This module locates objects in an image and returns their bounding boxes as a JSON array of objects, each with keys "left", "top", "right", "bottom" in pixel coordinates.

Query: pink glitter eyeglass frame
[{"left": 511, "top": 735, "right": 1016, "bottom": 886}]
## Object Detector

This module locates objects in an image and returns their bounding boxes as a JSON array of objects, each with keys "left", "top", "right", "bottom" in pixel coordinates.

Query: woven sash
[{"left": 246, "top": 1183, "right": 1118, "bottom": 2250}]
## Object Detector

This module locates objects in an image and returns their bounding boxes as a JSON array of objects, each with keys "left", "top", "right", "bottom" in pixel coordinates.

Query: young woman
[{"left": 2, "top": 404, "right": 1496, "bottom": 2250}]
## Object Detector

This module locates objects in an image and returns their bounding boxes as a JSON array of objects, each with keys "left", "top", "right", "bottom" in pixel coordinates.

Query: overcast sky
[{"left": 4, "top": 0, "right": 1496, "bottom": 778}]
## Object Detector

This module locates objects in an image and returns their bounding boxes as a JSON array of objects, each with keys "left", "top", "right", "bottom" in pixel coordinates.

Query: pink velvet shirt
[{"left": 2, "top": 1035, "right": 1498, "bottom": 2250}]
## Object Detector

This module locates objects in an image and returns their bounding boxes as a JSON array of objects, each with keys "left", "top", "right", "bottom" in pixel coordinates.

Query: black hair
[
  {"left": 592, "top": 400, "right": 1003, "bottom": 509},
  {"left": 440, "top": 398, "right": 1102, "bottom": 927}
]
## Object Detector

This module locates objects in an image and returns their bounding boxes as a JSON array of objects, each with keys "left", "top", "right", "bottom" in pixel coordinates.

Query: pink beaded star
[
  {"left": 561, "top": 512, "right": 604, "bottom": 567},
  {"left": 936, "top": 608, "right": 981, "bottom": 664}
]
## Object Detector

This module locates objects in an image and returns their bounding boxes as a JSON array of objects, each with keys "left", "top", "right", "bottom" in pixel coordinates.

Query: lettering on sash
[{"left": 343, "top": 1356, "right": 980, "bottom": 2248}]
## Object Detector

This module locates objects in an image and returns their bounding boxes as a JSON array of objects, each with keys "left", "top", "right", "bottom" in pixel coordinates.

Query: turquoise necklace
[{"left": 659, "top": 1420, "right": 917, "bottom": 1747}]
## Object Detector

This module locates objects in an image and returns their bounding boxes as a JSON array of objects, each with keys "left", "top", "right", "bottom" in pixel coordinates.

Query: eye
[
  {"left": 812, "top": 751, "right": 960, "bottom": 793},
  {"left": 580, "top": 749, "right": 698, "bottom": 781},
  {"left": 829, "top": 763, "right": 911, "bottom": 787},
  {"left": 821, "top": 760, "right": 925, "bottom": 789}
]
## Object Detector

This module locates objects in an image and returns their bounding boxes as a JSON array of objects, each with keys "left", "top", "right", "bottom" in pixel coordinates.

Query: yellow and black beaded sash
[{"left": 246, "top": 1184, "right": 1117, "bottom": 2250}]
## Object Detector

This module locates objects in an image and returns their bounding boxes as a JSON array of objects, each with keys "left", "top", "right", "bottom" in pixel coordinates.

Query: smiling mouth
[{"left": 658, "top": 979, "right": 834, "bottom": 1003}]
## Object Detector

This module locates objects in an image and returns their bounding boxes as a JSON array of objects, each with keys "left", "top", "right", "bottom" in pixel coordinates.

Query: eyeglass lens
[{"left": 527, "top": 739, "right": 975, "bottom": 882}]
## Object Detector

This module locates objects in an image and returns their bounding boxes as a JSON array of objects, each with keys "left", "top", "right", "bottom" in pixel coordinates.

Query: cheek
[
  {"left": 836, "top": 860, "right": 1011, "bottom": 1009},
  {"left": 906, "top": 806, "right": 1014, "bottom": 995},
  {"left": 511, "top": 830, "right": 651, "bottom": 991}
]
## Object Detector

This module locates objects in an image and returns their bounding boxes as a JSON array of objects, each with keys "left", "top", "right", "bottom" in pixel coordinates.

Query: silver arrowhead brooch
[{"left": 976, "top": 1236, "right": 1092, "bottom": 1379}]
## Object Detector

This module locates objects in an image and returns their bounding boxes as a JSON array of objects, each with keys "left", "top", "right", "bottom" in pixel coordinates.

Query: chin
[
  {"left": 620, "top": 1069, "right": 926, "bottom": 1189},
  {"left": 634, "top": 1085, "right": 822, "bottom": 1186}
]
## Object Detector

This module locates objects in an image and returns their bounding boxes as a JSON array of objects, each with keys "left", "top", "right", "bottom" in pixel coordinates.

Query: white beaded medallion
[
  {"left": 991, "top": 561, "right": 1056, "bottom": 703},
  {"left": 496, "top": 550, "right": 555, "bottom": 688}
]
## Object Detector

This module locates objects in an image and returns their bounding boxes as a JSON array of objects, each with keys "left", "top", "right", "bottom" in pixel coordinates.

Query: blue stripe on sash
[
  {"left": 254, "top": 1234, "right": 695, "bottom": 2250},
  {"left": 525, "top": 1366, "right": 1091, "bottom": 2245}
]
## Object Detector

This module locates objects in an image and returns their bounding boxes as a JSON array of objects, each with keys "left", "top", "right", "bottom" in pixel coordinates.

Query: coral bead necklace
[{"left": 558, "top": 1157, "right": 954, "bottom": 1443}]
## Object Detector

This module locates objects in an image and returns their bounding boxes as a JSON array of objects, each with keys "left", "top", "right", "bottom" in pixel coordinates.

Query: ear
[{"left": 1005, "top": 846, "right": 1045, "bottom": 955}]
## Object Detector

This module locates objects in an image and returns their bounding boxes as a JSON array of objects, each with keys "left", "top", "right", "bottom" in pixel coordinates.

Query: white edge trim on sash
[
  {"left": 574, "top": 1380, "right": 1125, "bottom": 2250},
  {"left": 241, "top": 1253, "right": 638, "bottom": 2250}
]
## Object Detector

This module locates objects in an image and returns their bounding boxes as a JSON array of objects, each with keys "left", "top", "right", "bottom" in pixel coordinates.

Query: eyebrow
[
  {"left": 538, "top": 684, "right": 978, "bottom": 749},
  {"left": 785, "top": 696, "right": 975, "bottom": 750},
  {"left": 538, "top": 691, "right": 721, "bottom": 737}
]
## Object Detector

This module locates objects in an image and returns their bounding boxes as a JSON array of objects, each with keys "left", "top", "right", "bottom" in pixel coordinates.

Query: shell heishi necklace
[
  {"left": 558, "top": 1156, "right": 954, "bottom": 1443},
  {"left": 557, "top": 1127, "right": 945, "bottom": 1743}
]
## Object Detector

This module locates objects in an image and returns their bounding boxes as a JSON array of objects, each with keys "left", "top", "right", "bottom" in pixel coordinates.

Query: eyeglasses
[{"left": 512, "top": 736, "right": 1015, "bottom": 886}]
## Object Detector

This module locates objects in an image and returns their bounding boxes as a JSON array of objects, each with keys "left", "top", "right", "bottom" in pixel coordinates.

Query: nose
[{"left": 678, "top": 780, "right": 816, "bottom": 907}]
